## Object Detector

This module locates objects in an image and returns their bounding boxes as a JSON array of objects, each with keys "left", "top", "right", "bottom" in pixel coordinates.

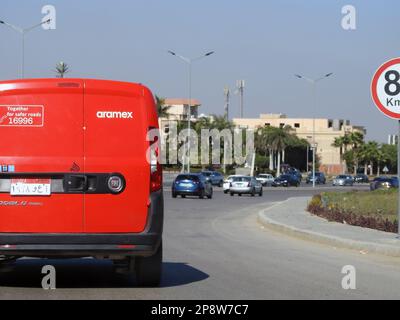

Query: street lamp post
[
  {"left": 0, "top": 19, "right": 51, "bottom": 78},
  {"left": 168, "top": 50, "right": 215, "bottom": 173},
  {"left": 295, "top": 73, "right": 333, "bottom": 188}
]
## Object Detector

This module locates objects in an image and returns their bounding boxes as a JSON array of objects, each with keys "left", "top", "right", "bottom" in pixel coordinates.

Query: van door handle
[{"left": 65, "top": 175, "right": 88, "bottom": 192}]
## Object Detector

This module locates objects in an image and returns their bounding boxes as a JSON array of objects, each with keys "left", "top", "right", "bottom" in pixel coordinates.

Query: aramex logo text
[{"left": 96, "top": 111, "right": 133, "bottom": 119}]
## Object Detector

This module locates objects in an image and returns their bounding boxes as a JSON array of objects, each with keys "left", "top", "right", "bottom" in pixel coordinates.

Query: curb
[{"left": 257, "top": 198, "right": 400, "bottom": 258}]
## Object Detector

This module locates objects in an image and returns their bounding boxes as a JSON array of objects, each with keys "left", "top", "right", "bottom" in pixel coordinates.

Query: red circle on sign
[{"left": 371, "top": 57, "right": 400, "bottom": 119}]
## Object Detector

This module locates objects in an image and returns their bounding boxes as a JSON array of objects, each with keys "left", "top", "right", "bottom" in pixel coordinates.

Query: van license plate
[{"left": 10, "top": 179, "right": 51, "bottom": 196}]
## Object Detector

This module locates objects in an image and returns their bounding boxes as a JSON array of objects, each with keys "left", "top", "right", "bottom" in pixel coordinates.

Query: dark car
[
  {"left": 286, "top": 168, "right": 302, "bottom": 182},
  {"left": 201, "top": 171, "right": 224, "bottom": 187},
  {"left": 306, "top": 172, "right": 326, "bottom": 184},
  {"left": 370, "top": 176, "right": 399, "bottom": 191},
  {"left": 354, "top": 174, "right": 369, "bottom": 184},
  {"left": 272, "top": 174, "right": 300, "bottom": 187},
  {"left": 172, "top": 174, "right": 213, "bottom": 199}
]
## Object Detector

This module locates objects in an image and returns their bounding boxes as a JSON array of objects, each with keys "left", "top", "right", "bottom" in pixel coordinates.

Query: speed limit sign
[
  {"left": 371, "top": 58, "right": 400, "bottom": 239},
  {"left": 371, "top": 58, "right": 400, "bottom": 119}
]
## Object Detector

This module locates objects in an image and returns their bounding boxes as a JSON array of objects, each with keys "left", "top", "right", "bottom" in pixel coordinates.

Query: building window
[
  {"left": 294, "top": 123, "right": 300, "bottom": 128},
  {"left": 280, "top": 123, "right": 285, "bottom": 128},
  {"left": 265, "top": 123, "right": 271, "bottom": 127}
]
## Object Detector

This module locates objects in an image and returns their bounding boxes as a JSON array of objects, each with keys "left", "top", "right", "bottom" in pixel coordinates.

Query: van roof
[{"left": 0, "top": 78, "right": 151, "bottom": 96}]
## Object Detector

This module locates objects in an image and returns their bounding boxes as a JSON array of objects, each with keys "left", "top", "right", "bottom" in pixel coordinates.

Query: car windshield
[
  {"left": 202, "top": 172, "right": 212, "bottom": 176},
  {"left": 232, "top": 177, "right": 251, "bottom": 182},
  {"left": 176, "top": 175, "right": 199, "bottom": 182},
  {"left": 279, "top": 175, "right": 290, "bottom": 179},
  {"left": 258, "top": 174, "right": 269, "bottom": 178},
  {"left": 337, "top": 175, "right": 347, "bottom": 179},
  {"left": 308, "top": 173, "right": 321, "bottom": 177}
]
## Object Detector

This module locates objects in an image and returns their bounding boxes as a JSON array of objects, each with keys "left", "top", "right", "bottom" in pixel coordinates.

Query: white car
[
  {"left": 223, "top": 175, "right": 242, "bottom": 194},
  {"left": 230, "top": 176, "right": 263, "bottom": 197},
  {"left": 256, "top": 174, "right": 275, "bottom": 186}
]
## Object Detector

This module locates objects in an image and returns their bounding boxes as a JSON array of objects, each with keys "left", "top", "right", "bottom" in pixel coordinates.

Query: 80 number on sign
[{"left": 371, "top": 58, "right": 400, "bottom": 119}]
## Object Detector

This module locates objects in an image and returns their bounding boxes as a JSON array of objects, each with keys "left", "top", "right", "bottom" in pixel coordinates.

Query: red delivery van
[{"left": 0, "top": 79, "right": 163, "bottom": 286}]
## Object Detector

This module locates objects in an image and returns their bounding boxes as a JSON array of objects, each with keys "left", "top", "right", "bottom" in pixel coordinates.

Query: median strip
[{"left": 258, "top": 197, "right": 400, "bottom": 258}]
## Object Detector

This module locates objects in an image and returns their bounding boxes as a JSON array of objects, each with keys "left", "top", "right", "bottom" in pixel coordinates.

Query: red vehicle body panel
[{"left": 0, "top": 78, "right": 158, "bottom": 234}]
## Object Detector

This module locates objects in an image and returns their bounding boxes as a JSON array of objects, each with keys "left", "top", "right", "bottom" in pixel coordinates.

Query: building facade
[
  {"left": 233, "top": 114, "right": 366, "bottom": 175},
  {"left": 159, "top": 98, "right": 201, "bottom": 134}
]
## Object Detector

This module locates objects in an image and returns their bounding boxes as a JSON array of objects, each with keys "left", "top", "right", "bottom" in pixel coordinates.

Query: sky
[{"left": 1, "top": 0, "right": 399, "bottom": 142}]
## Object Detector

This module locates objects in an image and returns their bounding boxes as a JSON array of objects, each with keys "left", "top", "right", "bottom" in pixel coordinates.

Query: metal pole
[
  {"left": 21, "top": 32, "right": 25, "bottom": 78},
  {"left": 312, "top": 81, "right": 316, "bottom": 188},
  {"left": 187, "top": 61, "right": 192, "bottom": 173},
  {"left": 240, "top": 83, "right": 244, "bottom": 118},
  {"left": 398, "top": 120, "right": 400, "bottom": 237},
  {"left": 306, "top": 145, "right": 309, "bottom": 173}
]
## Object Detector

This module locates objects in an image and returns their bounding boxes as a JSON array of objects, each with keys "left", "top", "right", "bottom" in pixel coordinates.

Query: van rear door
[
  {"left": 83, "top": 80, "right": 149, "bottom": 233},
  {"left": 0, "top": 79, "right": 85, "bottom": 233}
]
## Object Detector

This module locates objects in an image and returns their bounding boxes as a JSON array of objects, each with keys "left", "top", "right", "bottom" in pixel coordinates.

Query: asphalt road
[{"left": 1, "top": 185, "right": 400, "bottom": 300}]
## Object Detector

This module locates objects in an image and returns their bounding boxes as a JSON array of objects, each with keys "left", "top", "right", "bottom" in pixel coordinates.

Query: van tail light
[{"left": 148, "top": 127, "right": 162, "bottom": 192}]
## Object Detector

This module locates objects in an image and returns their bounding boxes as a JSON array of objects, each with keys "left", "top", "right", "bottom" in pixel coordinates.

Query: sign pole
[
  {"left": 370, "top": 58, "right": 400, "bottom": 239},
  {"left": 398, "top": 120, "right": 400, "bottom": 238}
]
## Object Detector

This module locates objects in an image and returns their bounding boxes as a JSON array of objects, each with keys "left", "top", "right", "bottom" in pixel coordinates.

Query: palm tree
[
  {"left": 348, "top": 132, "right": 365, "bottom": 173},
  {"left": 54, "top": 61, "right": 69, "bottom": 78},
  {"left": 332, "top": 136, "right": 345, "bottom": 173},
  {"left": 210, "top": 115, "right": 234, "bottom": 131},
  {"left": 155, "top": 96, "right": 170, "bottom": 118},
  {"left": 348, "top": 132, "right": 364, "bottom": 149},
  {"left": 359, "top": 141, "right": 379, "bottom": 175},
  {"left": 268, "top": 126, "right": 293, "bottom": 176}
]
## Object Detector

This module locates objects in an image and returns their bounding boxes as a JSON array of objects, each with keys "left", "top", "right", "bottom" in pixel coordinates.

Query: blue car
[
  {"left": 172, "top": 174, "right": 213, "bottom": 199},
  {"left": 201, "top": 171, "right": 224, "bottom": 187}
]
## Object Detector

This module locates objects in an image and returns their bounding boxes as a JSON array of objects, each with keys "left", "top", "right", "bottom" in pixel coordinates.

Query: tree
[
  {"left": 359, "top": 141, "right": 379, "bottom": 175},
  {"left": 332, "top": 136, "right": 346, "bottom": 173},
  {"left": 348, "top": 131, "right": 365, "bottom": 173},
  {"left": 333, "top": 131, "right": 365, "bottom": 174},
  {"left": 268, "top": 126, "right": 293, "bottom": 176},
  {"left": 255, "top": 126, "right": 274, "bottom": 171},
  {"left": 380, "top": 144, "right": 397, "bottom": 173},
  {"left": 155, "top": 96, "right": 170, "bottom": 118},
  {"left": 54, "top": 61, "right": 69, "bottom": 78}
]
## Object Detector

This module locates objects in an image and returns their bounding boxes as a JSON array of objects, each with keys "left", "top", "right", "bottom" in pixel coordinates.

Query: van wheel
[
  {"left": 207, "top": 190, "right": 213, "bottom": 199},
  {"left": 259, "top": 189, "right": 263, "bottom": 197},
  {"left": 251, "top": 188, "right": 256, "bottom": 197},
  {"left": 230, "top": 192, "right": 234, "bottom": 196},
  {"left": 218, "top": 181, "right": 223, "bottom": 187},
  {"left": 172, "top": 192, "right": 177, "bottom": 198},
  {"left": 135, "top": 241, "right": 163, "bottom": 287}
]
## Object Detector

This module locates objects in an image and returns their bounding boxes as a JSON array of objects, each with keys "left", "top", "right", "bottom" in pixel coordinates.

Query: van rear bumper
[
  {"left": 0, "top": 234, "right": 161, "bottom": 257},
  {"left": 0, "top": 190, "right": 164, "bottom": 258}
]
